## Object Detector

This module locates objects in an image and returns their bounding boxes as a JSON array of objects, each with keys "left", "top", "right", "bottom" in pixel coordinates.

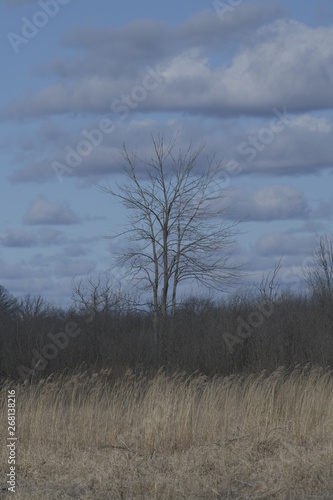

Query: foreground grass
[{"left": 1, "top": 365, "right": 333, "bottom": 499}]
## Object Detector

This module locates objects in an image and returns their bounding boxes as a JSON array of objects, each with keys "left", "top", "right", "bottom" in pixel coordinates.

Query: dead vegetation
[{"left": 1, "top": 365, "right": 333, "bottom": 499}]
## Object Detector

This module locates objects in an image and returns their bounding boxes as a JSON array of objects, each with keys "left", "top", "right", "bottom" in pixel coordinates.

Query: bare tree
[
  {"left": 256, "top": 258, "right": 282, "bottom": 304},
  {"left": 304, "top": 234, "right": 333, "bottom": 305},
  {"left": 71, "top": 274, "right": 126, "bottom": 317},
  {"left": 0, "top": 286, "right": 18, "bottom": 317},
  {"left": 101, "top": 135, "right": 241, "bottom": 362},
  {"left": 18, "top": 294, "right": 51, "bottom": 321}
]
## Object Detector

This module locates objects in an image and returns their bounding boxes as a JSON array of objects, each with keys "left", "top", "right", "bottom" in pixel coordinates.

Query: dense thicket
[{"left": 1, "top": 278, "right": 332, "bottom": 382}]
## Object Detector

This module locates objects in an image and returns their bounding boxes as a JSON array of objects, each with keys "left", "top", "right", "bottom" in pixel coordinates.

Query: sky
[{"left": 1, "top": 0, "right": 333, "bottom": 307}]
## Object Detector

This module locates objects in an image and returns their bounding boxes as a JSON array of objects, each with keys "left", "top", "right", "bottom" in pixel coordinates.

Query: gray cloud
[
  {"left": 234, "top": 114, "right": 333, "bottom": 177},
  {"left": 0, "top": 229, "right": 37, "bottom": 247},
  {"left": 9, "top": 119, "right": 156, "bottom": 184},
  {"left": 225, "top": 184, "right": 333, "bottom": 224},
  {"left": 10, "top": 158, "right": 70, "bottom": 184},
  {"left": 23, "top": 196, "right": 80, "bottom": 225},
  {"left": 9, "top": 113, "right": 333, "bottom": 185},
  {"left": 0, "top": 228, "right": 85, "bottom": 248},
  {"left": 3, "top": 14, "right": 333, "bottom": 120},
  {"left": 255, "top": 231, "right": 315, "bottom": 257},
  {"left": 0, "top": 254, "right": 75, "bottom": 305},
  {"left": 227, "top": 185, "right": 309, "bottom": 222},
  {"left": 37, "top": 5, "right": 285, "bottom": 79},
  {"left": 0, "top": 257, "right": 46, "bottom": 280},
  {"left": 63, "top": 244, "right": 87, "bottom": 257},
  {"left": 54, "top": 257, "right": 96, "bottom": 278},
  {"left": 9, "top": 7, "right": 327, "bottom": 121},
  {"left": 38, "top": 228, "right": 69, "bottom": 245}
]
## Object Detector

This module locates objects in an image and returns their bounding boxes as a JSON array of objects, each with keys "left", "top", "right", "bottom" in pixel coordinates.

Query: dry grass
[{"left": 1, "top": 365, "right": 333, "bottom": 499}]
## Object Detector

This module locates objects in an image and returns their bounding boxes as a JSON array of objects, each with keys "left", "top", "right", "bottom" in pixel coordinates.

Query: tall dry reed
[{"left": 1, "top": 366, "right": 333, "bottom": 498}]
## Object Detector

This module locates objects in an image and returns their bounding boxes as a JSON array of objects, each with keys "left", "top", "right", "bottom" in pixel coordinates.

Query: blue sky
[{"left": 1, "top": 0, "right": 333, "bottom": 306}]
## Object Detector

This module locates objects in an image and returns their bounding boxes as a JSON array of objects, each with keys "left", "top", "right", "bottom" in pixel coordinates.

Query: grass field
[{"left": 1, "top": 365, "right": 333, "bottom": 499}]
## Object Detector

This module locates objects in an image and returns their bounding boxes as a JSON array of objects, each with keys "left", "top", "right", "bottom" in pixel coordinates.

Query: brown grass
[{"left": 1, "top": 365, "right": 333, "bottom": 499}]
